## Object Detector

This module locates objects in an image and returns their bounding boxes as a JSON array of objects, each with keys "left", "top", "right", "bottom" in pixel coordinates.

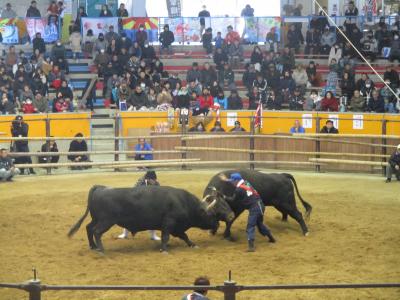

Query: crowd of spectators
[{"left": 0, "top": 2, "right": 399, "bottom": 116}]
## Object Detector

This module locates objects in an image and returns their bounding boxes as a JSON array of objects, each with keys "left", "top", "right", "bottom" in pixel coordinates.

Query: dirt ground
[{"left": 0, "top": 170, "right": 399, "bottom": 300}]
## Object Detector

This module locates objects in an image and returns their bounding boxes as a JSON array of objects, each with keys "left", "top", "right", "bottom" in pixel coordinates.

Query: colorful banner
[
  {"left": 0, "top": 18, "right": 18, "bottom": 44},
  {"left": 81, "top": 17, "right": 119, "bottom": 38},
  {"left": 25, "top": 18, "right": 59, "bottom": 43},
  {"left": 122, "top": 17, "right": 159, "bottom": 30},
  {"left": 256, "top": 17, "right": 281, "bottom": 42},
  {"left": 163, "top": 18, "right": 184, "bottom": 43}
]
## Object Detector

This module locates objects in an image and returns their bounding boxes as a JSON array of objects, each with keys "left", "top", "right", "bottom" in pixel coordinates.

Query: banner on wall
[
  {"left": 81, "top": 17, "right": 119, "bottom": 38},
  {"left": 122, "top": 17, "right": 159, "bottom": 42},
  {"left": 256, "top": 17, "right": 281, "bottom": 42},
  {"left": 25, "top": 18, "right": 58, "bottom": 43},
  {"left": 0, "top": 19, "right": 18, "bottom": 44}
]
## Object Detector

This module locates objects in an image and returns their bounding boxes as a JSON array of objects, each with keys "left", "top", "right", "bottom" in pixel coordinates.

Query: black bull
[
  {"left": 203, "top": 169, "right": 312, "bottom": 238},
  {"left": 68, "top": 185, "right": 235, "bottom": 252}
]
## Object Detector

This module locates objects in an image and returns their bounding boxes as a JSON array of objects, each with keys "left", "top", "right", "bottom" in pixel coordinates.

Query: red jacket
[
  {"left": 224, "top": 31, "right": 240, "bottom": 44},
  {"left": 22, "top": 103, "right": 35, "bottom": 114},
  {"left": 55, "top": 100, "right": 69, "bottom": 112},
  {"left": 198, "top": 95, "right": 214, "bottom": 109},
  {"left": 321, "top": 97, "right": 339, "bottom": 112}
]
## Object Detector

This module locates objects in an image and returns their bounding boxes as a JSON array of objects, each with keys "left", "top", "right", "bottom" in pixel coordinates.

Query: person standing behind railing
[
  {"left": 1, "top": 3, "right": 16, "bottom": 18},
  {"left": 26, "top": 1, "right": 41, "bottom": 17},
  {"left": 134, "top": 138, "right": 153, "bottom": 161},
  {"left": 198, "top": 5, "right": 210, "bottom": 38}
]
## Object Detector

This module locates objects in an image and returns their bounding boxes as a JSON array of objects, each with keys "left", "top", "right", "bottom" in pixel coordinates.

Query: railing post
[
  {"left": 315, "top": 116, "right": 321, "bottom": 172},
  {"left": 223, "top": 280, "right": 238, "bottom": 300},
  {"left": 250, "top": 117, "right": 255, "bottom": 170},
  {"left": 180, "top": 109, "right": 188, "bottom": 170},
  {"left": 27, "top": 279, "right": 41, "bottom": 300},
  {"left": 45, "top": 118, "right": 51, "bottom": 175},
  {"left": 381, "top": 119, "right": 387, "bottom": 176},
  {"left": 114, "top": 114, "right": 120, "bottom": 172}
]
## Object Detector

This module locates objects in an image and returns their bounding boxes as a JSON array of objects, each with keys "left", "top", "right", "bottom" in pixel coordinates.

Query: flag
[{"left": 254, "top": 100, "right": 263, "bottom": 129}]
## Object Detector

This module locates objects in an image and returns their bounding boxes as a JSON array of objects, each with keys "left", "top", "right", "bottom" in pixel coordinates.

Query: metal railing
[{"left": 1, "top": 270, "right": 399, "bottom": 300}]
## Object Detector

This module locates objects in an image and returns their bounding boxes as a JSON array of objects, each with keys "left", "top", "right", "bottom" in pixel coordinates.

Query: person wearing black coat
[
  {"left": 386, "top": 145, "right": 400, "bottom": 183},
  {"left": 10, "top": 116, "right": 35, "bottom": 175},
  {"left": 265, "top": 90, "right": 282, "bottom": 110},
  {"left": 141, "top": 42, "right": 157, "bottom": 62},
  {"left": 320, "top": 120, "right": 339, "bottom": 134},
  {"left": 227, "top": 90, "right": 242, "bottom": 110},
  {"left": 26, "top": 1, "right": 41, "bottom": 17},
  {"left": 213, "top": 48, "right": 228, "bottom": 71},
  {"left": 250, "top": 46, "right": 263, "bottom": 65},
  {"left": 159, "top": 25, "right": 175, "bottom": 55},
  {"left": 32, "top": 33, "right": 46, "bottom": 55},
  {"left": 68, "top": 133, "right": 90, "bottom": 170},
  {"left": 75, "top": 6, "right": 87, "bottom": 29},
  {"left": 99, "top": 4, "right": 112, "bottom": 17},
  {"left": 367, "top": 90, "right": 385, "bottom": 113},
  {"left": 202, "top": 28, "right": 213, "bottom": 55},
  {"left": 39, "top": 139, "right": 59, "bottom": 164}
]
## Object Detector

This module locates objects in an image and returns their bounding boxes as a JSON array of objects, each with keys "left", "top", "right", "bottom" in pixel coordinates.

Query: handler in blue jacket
[
  {"left": 134, "top": 138, "right": 153, "bottom": 160},
  {"left": 220, "top": 172, "right": 275, "bottom": 252}
]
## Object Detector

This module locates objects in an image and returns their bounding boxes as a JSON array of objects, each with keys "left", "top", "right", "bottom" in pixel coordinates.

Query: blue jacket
[
  {"left": 134, "top": 142, "right": 153, "bottom": 160},
  {"left": 290, "top": 126, "right": 305, "bottom": 133},
  {"left": 214, "top": 97, "right": 228, "bottom": 109}
]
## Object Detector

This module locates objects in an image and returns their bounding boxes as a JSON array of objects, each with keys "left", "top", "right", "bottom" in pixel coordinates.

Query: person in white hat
[{"left": 386, "top": 144, "right": 400, "bottom": 183}]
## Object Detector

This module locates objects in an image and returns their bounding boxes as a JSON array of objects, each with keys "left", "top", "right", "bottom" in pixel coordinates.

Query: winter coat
[
  {"left": 349, "top": 96, "right": 365, "bottom": 112},
  {"left": 69, "top": 32, "right": 82, "bottom": 53},
  {"left": 321, "top": 96, "right": 339, "bottom": 111}
]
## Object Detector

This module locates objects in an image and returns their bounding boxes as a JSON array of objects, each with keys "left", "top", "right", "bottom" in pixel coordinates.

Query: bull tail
[
  {"left": 284, "top": 173, "right": 312, "bottom": 220},
  {"left": 67, "top": 185, "right": 98, "bottom": 238}
]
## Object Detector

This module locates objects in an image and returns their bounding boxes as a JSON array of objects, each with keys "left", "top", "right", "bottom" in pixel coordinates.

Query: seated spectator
[
  {"left": 0, "top": 148, "right": 20, "bottom": 182},
  {"left": 265, "top": 27, "right": 279, "bottom": 53},
  {"left": 320, "top": 120, "right": 339, "bottom": 134},
  {"left": 68, "top": 133, "right": 90, "bottom": 170},
  {"left": 19, "top": 85, "right": 34, "bottom": 104},
  {"left": 189, "top": 122, "right": 206, "bottom": 132},
  {"left": 287, "top": 24, "right": 302, "bottom": 53},
  {"left": 33, "top": 92, "right": 48, "bottom": 113},
  {"left": 22, "top": 98, "right": 35, "bottom": 114},
  {"left": 32, "top": 33, "right": 46, "bottom": 55},
  {"left": 224, "top": 25, "right": 240, "bottom": 45},
  {"left": 227, "top": 90, "right": 242, "bottom": 110},
  {"left": 128, "top": 85, "right": 149, "bottom": 111},
  {"left": 51, "top": 40, "right": 66, "bottom": 61},
  {"left": 289, "top": 88, "right": 304, "bottom": 111},
  {"left": 356, "top": 74, "right": 374, "bottom": 92},
  {"left": 39, "top": 138, "right": 59, "bottom": 164},
  {"left": 200, "top": 63, "right": 217, "bottom": 88},
  {"left": 230, "top": 120, "right": 246, "bottom": 132},
  {"left": 321, "top": 91, "right": 339, "bottom": 112},
  {"left": 214, "top": 48, "right": 228, "bottom": 71},
  {"left": 290, "top": 120, "right": 305, "bottom": 133},
  {"left": 380, "top": 81, "right": 397, "bottom": 113},
  {"left": 57, "top": 80, "right": 73, "bottom": 101},
  {"left": 181, "top": 276, "right": 210, "bottom": 300},
  {"left": 218, "top": 63, "right": 235, "bottom": 89},
  {"left": 210, "top": 121, "right": 225, "bottom": 132},
  {"left": 187, "top": 81, "right": 202, "bottom": 97},
  {"left": 214, "top": 31, "right": 223, "bottom": 50},
  {"left": 375, "top": 25, "right": 391, "bottom": 54},
  {"left": 360, "top": 31, "right": 378, "bottom": 62},
  {"left": 146, "top": 86, "right": 158, "bottom": 108},
  {"left": 26, "top": 1, "right": 41, "bottom": 17},
  {"left": 305, "top": 27, "right": 320, "bottom": 55},
  {"left": 359, "top": 78, "right": 374, "bottom": 103},
  {"left": 202, "top": 27, "right": 213, "bottom": 57},
  {"left": 328, "top": 43, "right": 342, "bottom": 65},
  {"left": 320, "top": 27, "right": 336, "bottom": 55},
  {"left": 176, "top": 86, "right": 190, "bottom": 109},
  {"left": 292, "top": 64, "right": 308, "bottom": 91},
  {"left": 280, "top": 70, "right": 296, "bottom": 103},
  {"left": 279, "top": 47, "right": 295, "bottom": 72},
  {"left": 94, "top": 33, "right": 108, "bottom": 55},
  {"left": 242, "top": 64, "right": 257, "bottom": 93},
  {"left": 306, "top": 61, "right": 320, "bottom": 87},
  {"left": 54, "top": 93, "right": 71, "bottom": 112},
  {"left": 349, "top": 90, "right": 365, "bottom": 112},
  {"left": 159, "top": 25, "right": 175, "bottom": 55},
  {"left": 228, "top": 40, "right": 244, "bottom": 68},
  {"left": 384, "top": 66, "right": 400, "bottom": 89},
  {"left": 156, "top": 87, "right": 173, "bottom": 107},
  {"left": 248, "top": 86, "right": 261, "bottom": 110},
  {"left": 142, "top": 41, "right": 157, "bottom": 62},
  {"left": 187, "top": 62, "right": 202, "bottom": 84},
  {"left": 107, "top": 39, "right": 121, "bottom": 57},
  {"left": 367, "top": 90, "right": 385, "bottom": 113},
  {"left": 265, "top": 89, "right": 282, "bottom": 110},
  {"left": 194, "top": 87, "right": 213, "bottom": 115},
  {"left": 0, "top": 94, "right": 17, "bottom": 114},
  {"left": 303, "top": 89, "right": 320, "bottom": 111},
  {"left": 385, "top": 144, "right": 400, "bottom": 183},
  {"left": 252, "top": 73, "right": 268, "bottom": 102},
  {"left": 99, "top": 4, "right": 112, "bottom": 17},
  {"left": 340, "top": 72, "right": 356, "bottom": 100},
  {"left": 135, "top": 138, "right": 153, "bottom": 160},
  {"left": 214, "top": 90, "right": 227, "bottom": 110},
  {"left": 389, "top": 33, "right": 400, "bottom": 62},
  {"left": 120, "top": 33, "right": 133, "bottom": 53}
]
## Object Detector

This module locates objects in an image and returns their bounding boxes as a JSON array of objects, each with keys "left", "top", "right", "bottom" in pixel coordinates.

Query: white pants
[{"left": 0, "top": 168, "right": 20, "bottom": 181}]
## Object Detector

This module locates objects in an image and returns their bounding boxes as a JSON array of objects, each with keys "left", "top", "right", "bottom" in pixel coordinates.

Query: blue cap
[{"left": 228, "top": 173, "right": 242, "bottom": 182}]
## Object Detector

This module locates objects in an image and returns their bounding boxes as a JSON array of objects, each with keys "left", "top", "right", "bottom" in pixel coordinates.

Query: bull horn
[
  {"left": 206, "top": 199, "right": 217, "bottom": 210},
  {"left": 201, "top": 195, "right": 211, "bottom": 202}
]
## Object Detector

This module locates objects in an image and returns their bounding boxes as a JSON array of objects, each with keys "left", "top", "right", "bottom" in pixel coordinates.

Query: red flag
[{"left": 254, "top": 100, "right": 263, "bottom": 129}]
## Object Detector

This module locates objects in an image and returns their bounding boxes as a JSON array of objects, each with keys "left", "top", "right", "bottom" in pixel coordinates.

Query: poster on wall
[
  {"left": 25, "top": 18, "right": 58, "bottom": 43},
  {"left": 328, "top": 114, "right": 339, "bottom": 129},
  {"left": 256, "top": 17, "right": 281, "bottom": 42},
  {"left": 81, "top": 17, "right": 119, "bottom": 38},
  {"left": 162, "top": 18, "right": 184, "bottom": 43},
  {"left": 0, "top": 19, "right": 18, "bottom": 44},
  {"left": 227, "top": 112, "right": 238, "bottom": 127},
  {"left": 122, "top": 17, "right": 159, "bottom": 42},
  {"left": 302, "top": 113, "right": 313, "bottom": 129},
  {"left": 353, "top": 114, "right": 364, "bottom": 130}
]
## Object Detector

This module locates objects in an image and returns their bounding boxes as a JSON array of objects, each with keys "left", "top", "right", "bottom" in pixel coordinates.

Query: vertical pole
[
  {"left": 181, "top": 111, "right": 187, "bottom": 170},
  {"left": 223, "top": 280, "right": 237, "bottom": 300},
  {"left": 381, "top": 119, "right": 387, "bottom": 176},
  {"left": 45, "top": 118, "right": 51, "bottom": 175},
  {"left": 315, "top": 116, "right": 321, "bottom": 172},
  {"left": 114, "top": 114, "right": 120, "bottom": 172},
  {"left": 250, "top": 117, "right": 255, "bottom": 170},
  {"left": 28, "top": 268, "right": 41, "bottom": 300}
]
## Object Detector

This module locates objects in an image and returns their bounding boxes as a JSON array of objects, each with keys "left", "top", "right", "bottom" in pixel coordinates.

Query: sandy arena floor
[{"left": 0, "top": 170, "right": 399, "bottom": 300}]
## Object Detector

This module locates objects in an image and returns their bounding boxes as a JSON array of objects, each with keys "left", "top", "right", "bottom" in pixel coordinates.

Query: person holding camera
[{"left": 10, "top": 115, "right": 35, "bottom": 175}]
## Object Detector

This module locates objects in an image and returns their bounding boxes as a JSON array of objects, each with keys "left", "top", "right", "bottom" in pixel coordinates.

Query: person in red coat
[
  {"left": 224, "top": 25, "right": 241, "bottom": 45},
  {"left": 321, "top": 91, "right": 339, "bottom": 111},
  {"left": 22, "top": 99, "right": 36, "bottom": 114},
  {"left": 194, "top": 87, "right": 214, "bottom": 116},
  {"left": 55, "top": 98, "right": 69, "bottom": 112}
]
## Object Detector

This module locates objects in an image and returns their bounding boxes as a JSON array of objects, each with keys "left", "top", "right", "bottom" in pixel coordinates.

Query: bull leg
[
  {"left": 174, "top": 232, "right": 197, "bottom": 248},
  {"left": 286, "top": 209, "right": 309, "bottom": 236},
  {"left": 86, "top": 219, "right": 97, "bottom": 249},
  {"left": 93, "top": 222, "right": 114, "bottom": 252},
  {"left": 160, "top": 230, "right": 170, "bottom": 253},
  {"left": 281, "top": 213, "right": 288, "bottom": 222}
]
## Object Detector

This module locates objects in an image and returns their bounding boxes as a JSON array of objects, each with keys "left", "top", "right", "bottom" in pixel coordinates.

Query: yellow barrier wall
[{"left": 0, "top": 113, "right": 91, "bottom": 138}]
